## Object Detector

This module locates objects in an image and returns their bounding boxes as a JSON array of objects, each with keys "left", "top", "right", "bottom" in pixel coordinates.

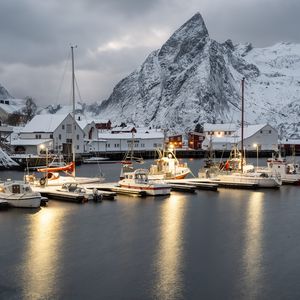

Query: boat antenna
[
  {"left": 71, "top": 45, "right": 77, "bottom": 177},
  {"left": 241, "top": 77, "right": 245, "bottom": 173}
]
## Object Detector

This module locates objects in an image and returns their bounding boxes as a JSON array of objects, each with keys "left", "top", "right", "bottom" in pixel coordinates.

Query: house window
[
  {"left": 77, "top": 134, "right": 79, "bottom": 140},
  {"left": 107, "top": 144, "right": 110, "bottom": 148},
  {"left": 260, "top": 130, "right": 263, "bottom": 134},
  {"left": 35, "top": 134, "right": 41, "bottom": 139},
  {"left": 66, "top": 138, "right": 72, "bottom": 144},
  {"left": 76, "top": 145, "right": 79, "bottom": 150},
  {"left": 50, "top": 134, "right": 53, "bottom": 138},
  {"left": 269, "top": 130, "right": 271, "bottom": 134},
  {"left": 154, "top": 143, "right": 157, "bottom": 147},
  {"left": 62, "top": 125, "right": 65, "bottom": 130},
  {"left": 59, "top": 134, "right": 61, "bottom": 140},
  {"left": 66, "top": 124, "right": 72, "bottom": 133},
  {"left": 141, "top": 143, "right": 145, "bottom": 148}
]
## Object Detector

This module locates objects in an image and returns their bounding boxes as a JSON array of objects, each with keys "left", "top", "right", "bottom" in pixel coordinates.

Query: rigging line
[
  {"left": 54, "top": 50, "right": 71, "bottom": 106},
  {"left": 74, "top": 76, "right": 83, "bottom": 103}
]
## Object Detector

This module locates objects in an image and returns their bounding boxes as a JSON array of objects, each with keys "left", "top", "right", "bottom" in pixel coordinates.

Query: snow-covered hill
[{"left": 27, "top": 13, "right": 300, "bottom": 138}]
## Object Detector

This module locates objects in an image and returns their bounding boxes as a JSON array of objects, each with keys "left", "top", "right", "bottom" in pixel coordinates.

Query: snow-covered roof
[
  {"left": 21, "top": 113, "right": 69, "bottom": 133},
  {"left": 203, "top": 123, "right": 237, "bottom": 132},
  {"left": 0, "top": 98, "right": 26, "bottom": 114},
  {"left": 232, "top": 124, "right": 268, "bottom": 140},
  {"left": 111, "top": 125, "right": 135, "bottom": 132},
  {"left": 98, "top": 131, "right": 164, "bottom": 140},
  {"left": 11, "top": 139, "right": 52, "bottom": 146},
  {"left": 77, "top": 119, "right": 95, "bottom": 130}
]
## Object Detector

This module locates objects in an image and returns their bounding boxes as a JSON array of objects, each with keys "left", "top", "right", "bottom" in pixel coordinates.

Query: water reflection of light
[
  {"left": 22, "top": 207, "right": 63, "bottom": 298},
  {"left": 242, "top": 192, "right": 264, "bottom": 296},
  {"left": 153, "top": 194, "right": 187, "bottom": 299}
]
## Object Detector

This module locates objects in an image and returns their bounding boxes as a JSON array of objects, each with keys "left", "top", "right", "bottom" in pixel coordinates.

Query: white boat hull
[
  {"left": 0, "top": 194, "right": 41, "bottom": 208},
  {"left": 119, "top": 184, "right": 171, "bottom": 196},
  {"left": 218, "top": 173, "right": 281, "bottom": 188},
  {"left": 33, "top": 176, "right": 103, "bottom": 187}
]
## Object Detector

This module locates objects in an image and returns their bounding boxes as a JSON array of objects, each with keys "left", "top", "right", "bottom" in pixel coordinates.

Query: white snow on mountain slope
[{"left": 233, "top": 42, "right": 300, "bottom": 137}]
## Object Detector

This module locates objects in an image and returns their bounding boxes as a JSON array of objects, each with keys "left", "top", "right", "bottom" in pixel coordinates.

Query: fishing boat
[
  {"left": 119, "top": 168, "right": 171, "bottom": 196},
  {"left": 0, "top": 180, "right": 42, "bottom": 208},
  {"left": 148, "top": 148, "right": 191, "bottom": 180},
  {"left": 257, "top": 152, "right": 300, "bottom": 185},
  {"left": 198, "top": 78, "right": 281, "bottom": 189}
]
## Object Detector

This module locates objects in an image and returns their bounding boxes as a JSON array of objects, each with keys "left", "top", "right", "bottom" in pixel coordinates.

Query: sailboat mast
[
  {"left": 71, "top": 45, "right": 76, "bottom": 177},
  {"left": 241, "top": 77, "right": 245, "bottom": 173}
]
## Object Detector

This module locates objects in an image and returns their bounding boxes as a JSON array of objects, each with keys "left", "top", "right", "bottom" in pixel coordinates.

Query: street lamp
[{"left": 253, "top": 143, "right": 258, "bottom": 169}]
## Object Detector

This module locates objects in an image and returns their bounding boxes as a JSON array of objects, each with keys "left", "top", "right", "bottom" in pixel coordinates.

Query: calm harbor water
[{"left": 1, "top": 159, "right": 300, "bottom": 300}]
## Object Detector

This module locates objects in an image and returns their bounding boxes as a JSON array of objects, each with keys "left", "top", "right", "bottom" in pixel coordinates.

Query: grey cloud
[{"left": 0, "top": 0, "right": 299, "bottom": 105}]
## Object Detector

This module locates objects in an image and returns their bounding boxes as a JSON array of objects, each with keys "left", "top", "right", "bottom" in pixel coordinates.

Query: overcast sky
[{"left": 0, "top": 0, "right": 299, "bottom": 106}]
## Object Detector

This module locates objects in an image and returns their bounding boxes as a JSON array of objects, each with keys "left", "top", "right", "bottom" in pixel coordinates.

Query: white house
[
  {"left": 202, "top": 124, "right": 278, "bottom": 151},
  {"left": 18, "top": 113, "right": 85, "bottom": 154},
  {"left": 91, "top": 128, "right": 164, "bottom": 152},
  {"left": 203, "top": 123, "right": 237, "bottom": 138}
]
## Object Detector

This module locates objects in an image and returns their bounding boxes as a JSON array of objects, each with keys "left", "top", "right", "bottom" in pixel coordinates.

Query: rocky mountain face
[
  {"left": 98, "top": 13, "right": 258, "bottom": 133},
  {"left": 41, "top": 13, "right": 300, "bottom": 138}
]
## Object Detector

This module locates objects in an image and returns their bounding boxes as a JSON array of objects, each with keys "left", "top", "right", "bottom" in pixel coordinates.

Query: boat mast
[
  {"left": 241, "top": 77, "right": 245, "bottom": 173},
  {"left": 71, "top": 45, "right": 77, "bottom": 177}
]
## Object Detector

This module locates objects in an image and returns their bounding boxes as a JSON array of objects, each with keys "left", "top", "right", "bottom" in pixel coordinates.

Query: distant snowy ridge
[{"left": 0, "top": 84, "right": 12, "bottom": 100}]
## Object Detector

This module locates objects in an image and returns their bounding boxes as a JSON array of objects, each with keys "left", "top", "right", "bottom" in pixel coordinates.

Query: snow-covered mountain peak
[{"left": 29, "top": 13, "right": 300, "bottom": 138}]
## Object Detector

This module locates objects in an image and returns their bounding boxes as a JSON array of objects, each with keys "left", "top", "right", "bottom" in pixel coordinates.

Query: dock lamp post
[
  {"left": 253, "top": 143, "right": 258, "bottom": 169},
  {"left": 40, "top": 144, "right": 48, "bottom": 186}
]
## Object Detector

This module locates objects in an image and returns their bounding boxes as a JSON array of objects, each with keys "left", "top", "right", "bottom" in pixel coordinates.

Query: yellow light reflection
[
  {"left": 242, "top": 192, "right": 264, "bottom": 295},
  {"left": 22, "top": 207, "right": 64, "bottom": 298},
  {"left": 153, "top": 194, "right": 187, "bottom": 299}
]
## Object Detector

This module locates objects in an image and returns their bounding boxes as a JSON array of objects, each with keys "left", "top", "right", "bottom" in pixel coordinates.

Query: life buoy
[{"left": 39, "top": 177, "right": 46, "bottom": 186}]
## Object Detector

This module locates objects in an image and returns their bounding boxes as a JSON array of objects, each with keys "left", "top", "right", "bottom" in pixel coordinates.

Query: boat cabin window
[
  {"left": 12, "top": 185, "right": 21, "bottom": 194},
  {"left": 135, "top": 173, "right": 147, "bottom": 182}
]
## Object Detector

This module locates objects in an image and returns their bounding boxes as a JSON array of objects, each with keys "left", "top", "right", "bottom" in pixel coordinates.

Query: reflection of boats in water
[
  {"left": 0, "top": 199, "right": 9, "bottom": 209},
  {"left": 82, "top": 157, "right": 109, "bottom": 164},
  {"left": 149, "top": 148, "right": 190, "bottom": 180},
  {"left": 0, "top": 180, "right": 42, "bottom": 208},
  {"left": 119, "top": 168, "right": 171, "bottom": 196}
]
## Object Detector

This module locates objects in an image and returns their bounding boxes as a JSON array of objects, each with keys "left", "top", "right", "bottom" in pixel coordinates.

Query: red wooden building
[{"left": 188, "top": 132, "right": 205, "bottom": 149}]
